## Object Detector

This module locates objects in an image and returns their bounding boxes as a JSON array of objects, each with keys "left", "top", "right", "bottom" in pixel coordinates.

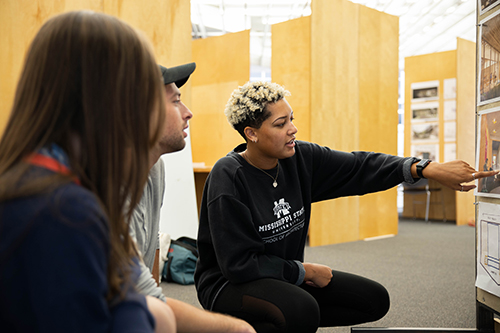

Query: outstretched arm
[{"left": 411, "top": 160, "right": 499, "bottom": 192}]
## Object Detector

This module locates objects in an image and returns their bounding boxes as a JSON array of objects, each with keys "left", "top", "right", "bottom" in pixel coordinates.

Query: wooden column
[
  {"left": 358, "top": 5, "right": 399, "bottom": 239},
  {"left": 456, "top": 38, "right": 477, "bottom": 226}
]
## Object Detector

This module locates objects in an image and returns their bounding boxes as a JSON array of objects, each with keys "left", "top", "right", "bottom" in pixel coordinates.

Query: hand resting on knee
[{"left": 303, "top": 263, "right": 333, "bottom": 288}]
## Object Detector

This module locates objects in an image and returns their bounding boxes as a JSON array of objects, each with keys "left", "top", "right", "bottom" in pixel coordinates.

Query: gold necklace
[{"left": 243, "top": 152, "right": 280, "bottom": 188}]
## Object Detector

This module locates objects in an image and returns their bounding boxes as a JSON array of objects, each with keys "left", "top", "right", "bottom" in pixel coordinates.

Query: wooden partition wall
[
  {"left": 0, "top": 0, "right": 192, "bottom": 136},
  {"left": 272, "top": 0, "right": 399, "bottom": 246},
  {"left": 272, "top": 16, "right": 311, "bottom": 142},
  {"left": 0, "top": 0, "right": 199, "bottom": 239},
  {"left": 403, "top": 38, "right": 476, "bottom": 225},
  {"left": 190, "top": 31, "right": 250, "bottom": 214},
  {"left": 190, "top": 31, "right": 250, "bottom": 168}
]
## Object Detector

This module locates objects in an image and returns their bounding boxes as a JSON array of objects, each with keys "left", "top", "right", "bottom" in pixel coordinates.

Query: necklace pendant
[{"left": 273, "top": 181, "right": 278, "bottom": 188}]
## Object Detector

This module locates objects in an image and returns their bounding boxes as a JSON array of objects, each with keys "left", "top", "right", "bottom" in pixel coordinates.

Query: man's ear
[{"left": 244, "top": 127, "right": 258, "bottom": 143}]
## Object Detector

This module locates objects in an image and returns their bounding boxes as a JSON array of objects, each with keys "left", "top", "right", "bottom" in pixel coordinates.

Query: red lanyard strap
[{"left": 26, "top": 153, "right": 81, "bottom": 185}]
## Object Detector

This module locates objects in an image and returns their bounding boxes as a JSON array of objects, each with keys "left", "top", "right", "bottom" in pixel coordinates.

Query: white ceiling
[{"left": 191, "top": 0, "right": 477, "bottom": 78}]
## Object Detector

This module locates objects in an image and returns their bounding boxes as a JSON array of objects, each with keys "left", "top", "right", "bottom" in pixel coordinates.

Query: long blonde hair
[{"left": 0, "top": 11, "right": 165, "bottom": 300}]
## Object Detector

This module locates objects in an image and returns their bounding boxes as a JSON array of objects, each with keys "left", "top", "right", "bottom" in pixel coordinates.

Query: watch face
[
  {"left": 418, "top": 159, "right": 430, "bottom": 167},
  {"left": 417, "top": 159, "right": 430, "bottom": 178}
]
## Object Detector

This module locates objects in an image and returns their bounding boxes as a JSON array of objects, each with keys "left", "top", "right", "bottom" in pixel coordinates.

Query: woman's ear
[{"left": 244, "top": 127, "right": 258, "bottom": 143}]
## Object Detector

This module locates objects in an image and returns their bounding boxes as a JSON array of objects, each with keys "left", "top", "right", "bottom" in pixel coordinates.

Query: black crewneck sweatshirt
[{"left": 195, "top": 140, "right": 415, "bottom": 310}]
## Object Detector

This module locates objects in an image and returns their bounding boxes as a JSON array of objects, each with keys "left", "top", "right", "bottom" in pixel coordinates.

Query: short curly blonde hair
[{"left": 224, "top": 81, "right": 290, "bottom": 129}]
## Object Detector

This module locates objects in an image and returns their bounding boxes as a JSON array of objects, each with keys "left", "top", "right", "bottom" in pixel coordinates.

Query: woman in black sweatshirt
[{"left": 194, "top": 81, "right": 493, "bottom": 333}]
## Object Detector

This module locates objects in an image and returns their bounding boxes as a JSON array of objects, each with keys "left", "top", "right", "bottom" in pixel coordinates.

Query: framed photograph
[
  {"left": 411, "top": 144, "right": 439, "bottom": 162},
  {"left": 411, "top": 102, "right": 438, "bottom": 122},
  {"left": 476, "top": 202, "right": 500, "bottom": 296},
  {"left": 411, "top": 123, "right": 439, "bottom": 143},
  {"left": 444, "top": 143, "right": 456, "bottom": 163},
  {"left": 444, "top": 78, "right": 457, "bottom": 99},
  {"left": 478, "top": 10, "right": 500, "bottom": 106},
  {"left": 480, "top": 0, "right": 500, "bottom": 15},
  {"left": 476, "top": 107, "right": 500, "bottom": 198},
  {"left": 444, "top": 100, "right": 457, "bottom": 121},
  {"left": 444, "top": 122, "right": 456, "bottom": 141},
  {"left": 411, "top": 80, "right": 439, "bottom": 102}
]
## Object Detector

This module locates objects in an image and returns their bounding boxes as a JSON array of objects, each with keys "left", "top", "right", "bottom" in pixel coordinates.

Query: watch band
[{"left": 416, "top": 159, "right": 431, "bottom": 178}]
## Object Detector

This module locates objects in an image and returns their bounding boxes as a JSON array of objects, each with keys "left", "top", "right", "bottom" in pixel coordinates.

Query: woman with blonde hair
[
  {"left": 0, "top": 11, "right": 173, "bottom": 332},
  {"left": 195, "top": 81, "right": 497, "bottom": 332}
]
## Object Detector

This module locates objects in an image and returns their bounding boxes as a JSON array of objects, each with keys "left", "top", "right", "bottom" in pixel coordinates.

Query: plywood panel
[
  {"left": 309, "top": 0, "right": 360, "bottom": 246},
  {"left": 109, "top": 0, "right": 191, "bottom": 67},
  {"left": 0, "top": 0, "right": 39, "bottom": 136},
  {"left": 190, "top": 30, "right": 250, "bottom": 167},
  {"left": 0, "top": 0, "right": 100, "bottom": 136},
  {"left": 456, "top": 37, "right": 477, "bottom": 225},
  {"left": 358, "top": 5, "right": 399, "bottom": 239},
  {"left": 191, "top": 81, "right": 243, "bottom": 166},
  {"left": 311, "top": 0, "right": 360, "bottom": 151},
  {"left": 0, "top": 0, "right": 190, "bottom": 136},
  {"left": 271, "top": 16, "right": 311, "bottom": 142},
  {"left": 308, "top": 0, "right": 399, "bottom": 246},
  {"left": 192, "top": 31, "right": 249, "bottom": 87},
  {"left": 109, "top": 0, "right": 193, "bottom": 110}
]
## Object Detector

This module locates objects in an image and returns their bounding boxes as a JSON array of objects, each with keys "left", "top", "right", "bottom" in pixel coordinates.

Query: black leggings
[{"left": 212, "top": 270, "right": 390, "bottom": 333}]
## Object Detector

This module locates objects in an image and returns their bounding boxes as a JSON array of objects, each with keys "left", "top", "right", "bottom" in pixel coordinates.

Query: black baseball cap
[{"left": 159, "top": 62, "right": 196, "bottom": 88}]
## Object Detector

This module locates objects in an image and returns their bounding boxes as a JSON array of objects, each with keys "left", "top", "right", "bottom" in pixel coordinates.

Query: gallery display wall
[
  {"left": 403, "top": 38, "right": 476, "bottom": 225},
  {"left": 475, "top": 0, "right": 500, "bottom": 327}
]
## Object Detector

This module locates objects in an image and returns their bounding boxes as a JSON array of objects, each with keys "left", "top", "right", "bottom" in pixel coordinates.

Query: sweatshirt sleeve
[
  {"left": 304, "top": 143, "right": 414, "bottom": 202},
  {"left": 207, "top": 194, "right": 302, "bottom": 285},
  {"left": 135, "top": 259, "right": 167, "bottom": 302}
]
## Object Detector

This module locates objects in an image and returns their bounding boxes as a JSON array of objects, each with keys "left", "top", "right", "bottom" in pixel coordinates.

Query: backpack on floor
[{"left": 162, "top": 236, "right": 198, "bottom": 285}]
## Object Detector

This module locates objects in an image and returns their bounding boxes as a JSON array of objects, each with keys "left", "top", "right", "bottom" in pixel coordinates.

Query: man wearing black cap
[
  {"left": 131, "top": 63, "right": 256, "bottom": 333},
  {"left": 130, "top": 62, "right": 196, "bottom": 304}
]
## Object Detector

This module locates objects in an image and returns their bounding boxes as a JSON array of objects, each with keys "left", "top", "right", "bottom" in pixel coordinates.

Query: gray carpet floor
[{"left": 161, "top": 218, "right": 477, "bottom": 332}]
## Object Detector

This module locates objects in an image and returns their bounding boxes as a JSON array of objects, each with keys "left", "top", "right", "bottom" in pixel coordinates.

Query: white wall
[{"left": 159, "top": 128, "right": 199, "bottom": 240}]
